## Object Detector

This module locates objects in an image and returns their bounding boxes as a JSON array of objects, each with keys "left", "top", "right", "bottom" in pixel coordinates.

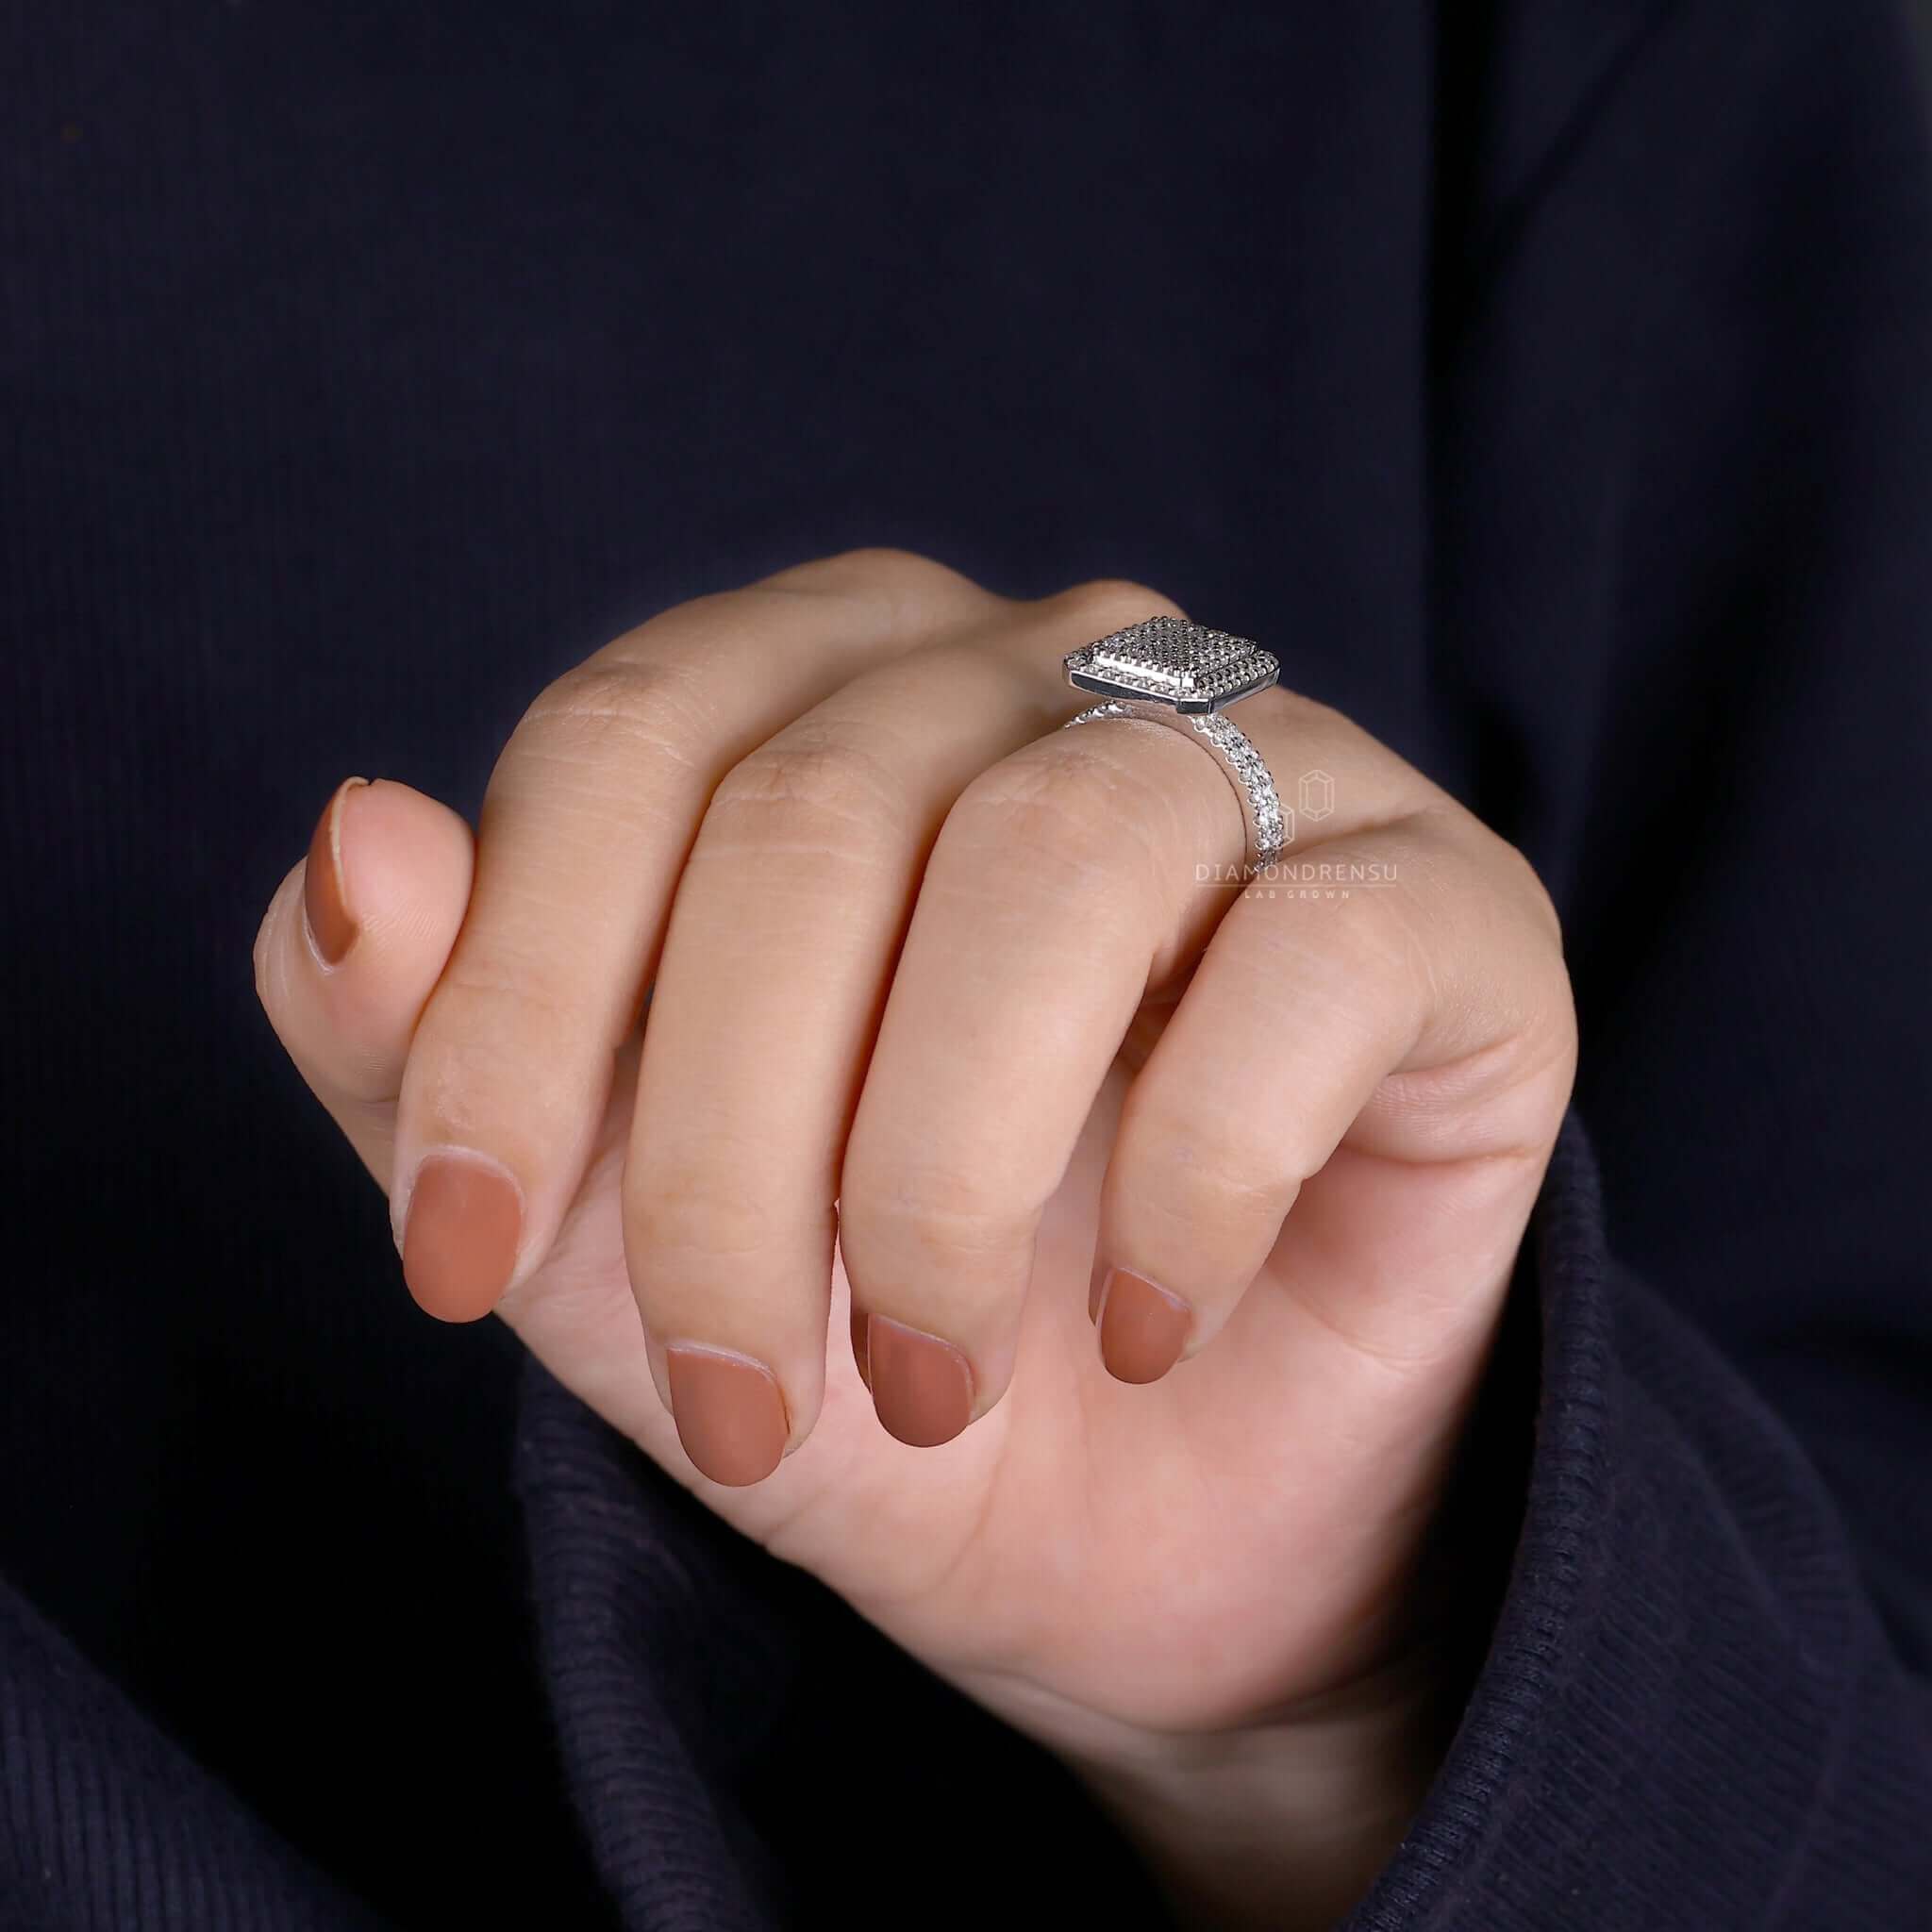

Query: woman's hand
[{"left": 255, "top": 550, "right": 1574, "bottom": 1927}]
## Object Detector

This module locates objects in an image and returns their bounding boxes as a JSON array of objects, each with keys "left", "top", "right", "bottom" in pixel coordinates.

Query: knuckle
[
  {"left": 1054, "top": 575, "right": 1185, "bottom": 638},
  {"left": 707, "top": 734, "right": 907, "bottom": 843},
  {"left": 1413, "top": 806, "right": 1560, "bottom": 937},
  {"left": 510, "top": 656, "right": 713, "bottom": 770},
  {"left": 424, "top": 947, "right": 589, "bottom": 1067},
  {"left": 401, "top": 955, "right": 607, "bottom": 1145},
  {"left": 1345, "top": 874, "right": 1441, "bottom": 1011},
  {"left": 1403, "top": 808, "right": 1572, "bottom": 1011},
  {"left": 1129, "top": 1121, "right": 1298, "bottom": 1230},
  {"left": 1125, "top": 1173, "right": 1292, "bottom": 1267},
  {"left": 1494, "top": 830, "right": 1565, "bottom": 949},
  {"left": 630, "top": 1160, "right": 783, "bottom": 1266},
  {"left": 845, "top": 1153, "right": 1041, "bottom": 1263},
  {"left": 754, "top": 546, "right": 984, "bottom": 619},
  {"left": 1252, "top": 857, "right": 1433, "bottom": 1023}
]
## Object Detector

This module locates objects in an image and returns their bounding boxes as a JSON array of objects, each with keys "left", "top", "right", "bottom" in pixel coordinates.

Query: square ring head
[{"left": 1064, "top": 614, "right": 1278, "bottom": 714}]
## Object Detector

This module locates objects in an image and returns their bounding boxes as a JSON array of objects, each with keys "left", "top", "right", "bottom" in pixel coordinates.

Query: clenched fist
[{"left": 255, "top": 549, "right": 1574, "bottom": 1927}]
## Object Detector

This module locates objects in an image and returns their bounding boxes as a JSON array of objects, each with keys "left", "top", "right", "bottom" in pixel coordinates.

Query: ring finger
[{"left": 838, "top": 676, "right": 1462, "bottom": 1443}]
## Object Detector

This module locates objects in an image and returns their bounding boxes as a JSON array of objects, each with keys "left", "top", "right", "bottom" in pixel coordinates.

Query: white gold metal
[
  {"left": 1062, "top": 616, "right": 1286, "bottom": 870},
  {"left": 1062, "top": 613, "right": 1278, "bottom": 713}
]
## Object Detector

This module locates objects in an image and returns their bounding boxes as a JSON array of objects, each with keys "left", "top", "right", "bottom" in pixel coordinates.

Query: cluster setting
[{"left": 1063, "top": 614, "right": 1279, "bottom": 715}]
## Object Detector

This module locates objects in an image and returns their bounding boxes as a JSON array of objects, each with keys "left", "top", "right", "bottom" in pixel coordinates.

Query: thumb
[{"left": 254, "top": 774, "right": 474, "bottom": 1207}]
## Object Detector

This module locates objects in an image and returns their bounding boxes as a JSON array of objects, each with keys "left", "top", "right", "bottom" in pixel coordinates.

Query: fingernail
[
  {"left": 863, "top": 1315, "right": 973, "bottom": 1448},
  {"left": 665, "top": 1345, "right": 790, "bottom": 1487},
  {"left": 1096, "top": 1268, "right": 1191, "bottom": 1385},
  {"left": 304, "top": 776, "right": 369, "bottom": 967},
  {"left": 400, "top": 1152, "right": 524, "bottom": 1322},
  {"left": 849, "top": 1309, "right": 873, "bottom": 1391}
]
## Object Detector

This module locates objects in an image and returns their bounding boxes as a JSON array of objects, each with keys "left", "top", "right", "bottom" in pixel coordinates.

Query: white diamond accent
[{"left": 1064, "top": 614, "right": 1277, "bottom": 713}]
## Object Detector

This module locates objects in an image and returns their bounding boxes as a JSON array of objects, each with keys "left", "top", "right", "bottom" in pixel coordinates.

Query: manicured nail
[
  {"left": 863, "top": 1315, "right": 973, "bottom": 1448},
  {"left": 665, "top": 1345, "right": 790, "bottom": 1487},
  {"left": 1096, "top": 1269, "right": 1191, "bottom": 1385},
  {"left": 849, "top": 1309, "right": 873, "bottom": 1391},
  {"left": 304, "top": 776, "right": 369, "bottom": 967},
  {"left": 400, "top": 1152, "right": 524, "bottom": 1322}
]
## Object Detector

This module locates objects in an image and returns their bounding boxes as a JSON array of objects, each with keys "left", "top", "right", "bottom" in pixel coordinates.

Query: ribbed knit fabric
[
  {"left": 4, "top": 1, "right": 1931, "bottom": 1927},
  {"left": 1350, "top": 1121, "right": 1932, "bottom": 1927},
  {"left": 508, "top": 1117, "right": 1932, "bottom": 1931},
  {"left": 0, "top": 1595, "right": 384, "bottom": 1932}
]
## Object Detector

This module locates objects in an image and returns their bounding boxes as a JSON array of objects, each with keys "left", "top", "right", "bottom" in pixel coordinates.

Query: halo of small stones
[
  {"left": 1064, "top": 615, "right": 1275, "bottom": 707},
  {"left": 1063, "top": 700, "right": 1286, "bottom": 872}
]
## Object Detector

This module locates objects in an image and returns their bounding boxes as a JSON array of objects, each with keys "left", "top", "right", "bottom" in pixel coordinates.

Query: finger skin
[
  {"left": 835, "top": 671, "right": 1231, "bottom": 1435},
  {"left": 262, "top": 559, "right": 1568, "bottom": 1508},
  {"left": 1093, "top": 809, "right": 1574, "bottom": 1380},
  {"left": 254, "top": 775, "right": 475, "bottom": 1188},
  {"left": 388, "top": 552, "right": 989, "bottom": 1327},
  {"left": 624, "top": 580, "right": 1185, "bottom": 1469},
  {"left": 840, "top": 672, "right": 1560, "bottom": 1424},
  {"left": 623, "top": 639, "right": 1065, "bottom": 1469}
]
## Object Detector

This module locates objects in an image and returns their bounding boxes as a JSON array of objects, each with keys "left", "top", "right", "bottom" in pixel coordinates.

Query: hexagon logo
[{"left": 1298, "top": 770, "right": 1335, "bottom": 821}]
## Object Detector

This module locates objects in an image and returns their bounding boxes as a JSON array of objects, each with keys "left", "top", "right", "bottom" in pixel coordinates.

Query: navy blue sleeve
[
  {"left": 1343, "top": 0, "right": 1932, "bottom": 1919},
  {"left": 1338, "top": 1123, "right": 1932, "bottom": 1927},
  {"left": 0, "top": 1586, "right": 386, "bottom": 1930},
  {"left": 508, "top": 1116, "right": 1932, "bottom": 1932}
]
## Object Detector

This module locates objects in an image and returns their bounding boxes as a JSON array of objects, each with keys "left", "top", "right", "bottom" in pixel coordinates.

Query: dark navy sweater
[{"left": 3, "top": 3, "right": 1930, "bottom": 1926}]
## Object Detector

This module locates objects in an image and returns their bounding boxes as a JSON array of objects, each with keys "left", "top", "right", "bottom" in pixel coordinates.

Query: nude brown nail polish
[
  {"left": 666, "top": 1346, "right": 790, "bottom": 1487},
  {"left": 303, "top": 775, "right": 368, "bottom": 967},
  {"left": 400, "top": 1153, "right": 524, "bottom": 1322},
  {"left": 1097, "top": 1268, "right": 1191, "bottom": 1385},
  {"left": 863, "top": 1315, "right": 972, "bottom": 1447}
]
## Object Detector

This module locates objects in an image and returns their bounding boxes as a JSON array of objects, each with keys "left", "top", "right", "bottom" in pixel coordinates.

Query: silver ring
[{"left": 1062, "top": 615, "right": 1287, "bottom": 870}]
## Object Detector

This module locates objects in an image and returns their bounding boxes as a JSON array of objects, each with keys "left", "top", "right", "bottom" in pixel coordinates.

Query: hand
[{"left": 255, "top": 550, "right": 1575, "bottom": 1927}]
